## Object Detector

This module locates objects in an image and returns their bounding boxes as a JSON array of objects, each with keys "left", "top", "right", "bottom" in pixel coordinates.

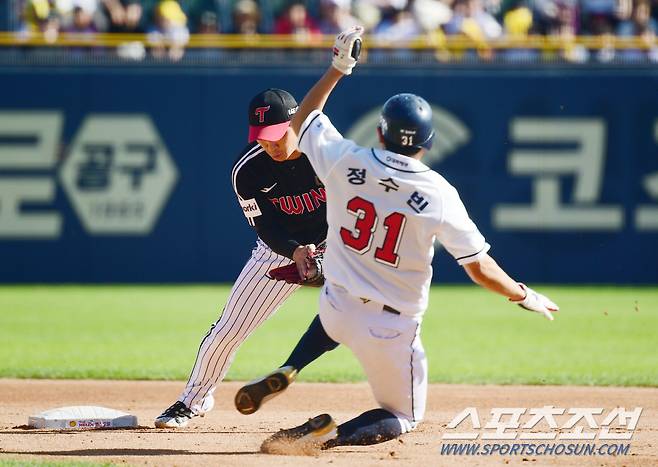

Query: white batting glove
[
  {"left": 510, "top": 283, "right": 559, "bottom": 321},
  {"left": 332, "top": 26, "right": 364, "bottom": 75}
]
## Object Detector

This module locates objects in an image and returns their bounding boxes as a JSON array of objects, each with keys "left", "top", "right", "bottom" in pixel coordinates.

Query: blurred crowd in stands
[{"left": 11, "top": 0, "right": 658, "bottom": 61}]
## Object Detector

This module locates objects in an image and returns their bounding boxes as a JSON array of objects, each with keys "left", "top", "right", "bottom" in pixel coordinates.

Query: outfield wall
[{"left": 1, "top": 64, "right": 657, "bottom": 283}]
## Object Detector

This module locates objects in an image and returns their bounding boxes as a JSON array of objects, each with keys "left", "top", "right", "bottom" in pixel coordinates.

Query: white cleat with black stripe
[{"left": 154, "top": 401, "right": 200, "bottom": 428}]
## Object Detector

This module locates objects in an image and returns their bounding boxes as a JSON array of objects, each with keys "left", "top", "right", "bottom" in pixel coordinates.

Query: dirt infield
[{"left": 0, "top": 380, "right": 656, "bottom": 466}]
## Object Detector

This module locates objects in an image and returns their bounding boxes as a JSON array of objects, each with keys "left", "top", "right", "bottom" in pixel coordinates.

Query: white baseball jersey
[{"left": 299, "top": 110, "right": 490, "bottom": 316}]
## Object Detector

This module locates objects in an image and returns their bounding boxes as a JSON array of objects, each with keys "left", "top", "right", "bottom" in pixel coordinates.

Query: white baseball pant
[
  {"left": 318, "top": 282, "right": 428, "bottom": 433},
  {"left": 179, "top": 239, "right": 300, "bottom": 414}
]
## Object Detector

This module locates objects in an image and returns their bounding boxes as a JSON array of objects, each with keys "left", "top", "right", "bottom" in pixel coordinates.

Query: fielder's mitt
[{"left": 268, "top": 249, "right": 325, "bottom": 287}]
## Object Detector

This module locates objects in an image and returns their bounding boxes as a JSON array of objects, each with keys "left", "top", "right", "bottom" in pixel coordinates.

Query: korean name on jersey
[{"left": 298, "top": 110, "right": 490, "bottom": 317}]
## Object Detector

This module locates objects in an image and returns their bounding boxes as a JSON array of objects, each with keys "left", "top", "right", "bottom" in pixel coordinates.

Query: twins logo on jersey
[{"left": 270, "top": 188, "right": 327, "bottom": 215}]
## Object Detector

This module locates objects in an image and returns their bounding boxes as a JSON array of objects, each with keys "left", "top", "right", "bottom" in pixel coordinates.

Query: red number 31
[{"left": 339, "top": 196, "right": 406, "bottom": 267}]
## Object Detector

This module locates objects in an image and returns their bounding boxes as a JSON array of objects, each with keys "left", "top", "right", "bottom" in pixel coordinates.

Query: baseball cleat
[
  {"left": 261, "top": 413, "right": 337, "bottom": 454},
  {"left": 234, "top": 365, "right": 298, "bottom": 415},
  {"left": 154, "top": 401, "right": 199, "bottom": 428}
]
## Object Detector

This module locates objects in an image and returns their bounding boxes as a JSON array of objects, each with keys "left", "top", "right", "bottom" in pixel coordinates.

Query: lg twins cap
[
  {"left": 248, "top": 89, "right": 299, "bottom": 143},
  {"left": 298, "top": 110, "right": 490, "bottom": 316}
]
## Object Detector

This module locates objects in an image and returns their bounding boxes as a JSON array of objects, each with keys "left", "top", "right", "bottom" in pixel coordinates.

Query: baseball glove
[{"left": 268, "top": 249, "right": 325, "bottom": 287}]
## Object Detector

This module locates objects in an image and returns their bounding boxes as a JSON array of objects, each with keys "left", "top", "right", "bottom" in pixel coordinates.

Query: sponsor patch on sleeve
[{"left": 239, "top": 198, "right": 262, "bottom": 219}]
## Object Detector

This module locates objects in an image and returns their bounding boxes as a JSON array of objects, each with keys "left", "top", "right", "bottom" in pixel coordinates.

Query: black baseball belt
[
  {"left": 358, "top": 296, "right": 401, "bottom": 315},
  {"left": 330, "top": 282, "right": 400, "bottom": 315},
  {"left": 382, "top": 304, "right": 401, "bottom": 315}
]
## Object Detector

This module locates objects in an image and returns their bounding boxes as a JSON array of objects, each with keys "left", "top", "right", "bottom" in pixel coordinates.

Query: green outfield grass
[{"left": 0, "top": 285, "right": 656, "bottom": 386}]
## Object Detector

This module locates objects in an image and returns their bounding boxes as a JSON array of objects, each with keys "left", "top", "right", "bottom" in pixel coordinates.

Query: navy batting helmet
[{"left": 378, "top": 93, "right": 434, "bottom": 155}]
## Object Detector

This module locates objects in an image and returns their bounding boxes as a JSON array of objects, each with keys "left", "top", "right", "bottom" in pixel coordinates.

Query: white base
[{"left": 28, "top": 406, "right": 138, "bottom": 429}]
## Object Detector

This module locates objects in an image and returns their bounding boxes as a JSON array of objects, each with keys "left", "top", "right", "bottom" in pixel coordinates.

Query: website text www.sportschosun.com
[{"left": 440, "top": 442, "right": 631, "bottom": 456}]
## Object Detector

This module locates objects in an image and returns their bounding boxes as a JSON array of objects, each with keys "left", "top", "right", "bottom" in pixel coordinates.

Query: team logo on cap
[{"left": 254, "top": 106, "right": 271, "bottom": 123}]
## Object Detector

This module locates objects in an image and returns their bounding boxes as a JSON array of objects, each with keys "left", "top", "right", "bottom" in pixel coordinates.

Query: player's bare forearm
[
  {"left": 463, "top": 254, "right": 525, "bottom": 300},
  {"left": 290, "top": 67, "right": 344, "bottom": 138}
]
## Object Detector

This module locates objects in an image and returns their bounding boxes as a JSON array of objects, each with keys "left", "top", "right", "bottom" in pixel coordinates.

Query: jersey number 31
[{"left": 340, "top": 196, "right": 406, "bottom": 268}]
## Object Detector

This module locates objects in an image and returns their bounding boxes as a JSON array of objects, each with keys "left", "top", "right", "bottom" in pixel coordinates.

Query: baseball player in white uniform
[{"left": 235, "top": 26, "right": 559, "bottom": 451}]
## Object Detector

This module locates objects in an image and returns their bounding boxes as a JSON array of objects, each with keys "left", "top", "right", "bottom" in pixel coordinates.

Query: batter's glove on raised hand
[
  {"left": 268, "top": 248, "right": 325, "bottom": 287},
  {"left": 510, "top": 283, "right": 559, "bottom": 321},
  {"left": 332, "top": 25, "right": 364, "bottom": 75}
]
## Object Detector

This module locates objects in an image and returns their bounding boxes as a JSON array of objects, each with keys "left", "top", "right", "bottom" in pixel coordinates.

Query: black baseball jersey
[{"left": 231, "top": 141, "right": 328, "bottom": 259}]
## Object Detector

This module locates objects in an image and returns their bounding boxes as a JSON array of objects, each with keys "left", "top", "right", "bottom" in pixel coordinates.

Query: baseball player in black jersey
[{"left": 155, "top": 88, "right": 338, "bottom": 428}]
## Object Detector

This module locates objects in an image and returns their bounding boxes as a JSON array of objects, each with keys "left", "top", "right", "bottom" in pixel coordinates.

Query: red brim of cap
[{"left": 248, "top": 121, "right": 291, "bottom": 143}]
